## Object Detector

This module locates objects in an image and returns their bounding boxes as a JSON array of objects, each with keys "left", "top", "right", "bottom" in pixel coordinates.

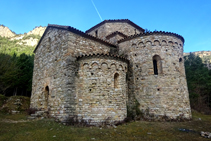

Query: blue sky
[{"left": 0, "top": 0, "right": 210, "bottom": 52}]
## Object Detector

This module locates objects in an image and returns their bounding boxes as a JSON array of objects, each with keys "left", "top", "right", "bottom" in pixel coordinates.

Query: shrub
[{"left": 0, "top": 94, "right": 8, "bottom": 107}]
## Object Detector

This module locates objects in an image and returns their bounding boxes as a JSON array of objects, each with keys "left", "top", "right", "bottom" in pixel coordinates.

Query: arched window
[
  {"left": 114, "top": 73, "right": 119, "bottom": 88},
  {"left": 153, "top": 55, "right": 162, "bottom": 75}
]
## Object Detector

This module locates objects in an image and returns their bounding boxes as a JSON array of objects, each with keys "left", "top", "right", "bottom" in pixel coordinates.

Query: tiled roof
[
  {"left": 34, "top": 24, "right": 117, "bottom": 53},
  {"left": 85, "top": 19, "right": 145, "bottom": 33},
  {"left": 118, "top": 31, "right": 185, "bottom": 43},
  {"left": 76, "top": 53, "right": 129, "bottom": 63},
  {"left": 106, "top": 31, "right": 128, "bottom": 39}
]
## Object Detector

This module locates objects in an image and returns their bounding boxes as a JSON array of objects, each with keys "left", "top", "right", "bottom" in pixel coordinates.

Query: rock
[
  {"left": 0, "top": 25, "right": 16, "bottom": 38},
  {"left": 201, "top": 131, "right": 211, "bottom": 138},
  {"left": 27, "top": 26, "right": 46, "bottom": 36},
  {"left": 112, "top": 125, "right": 117, "bottom": 128},
  {"left": 28, "top": 116, "right": 36, "bottom": 120}
]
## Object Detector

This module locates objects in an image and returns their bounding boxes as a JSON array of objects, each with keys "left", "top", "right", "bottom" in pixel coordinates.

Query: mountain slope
[
  {"left": 0, "top": 25, "right": 46, "bottom": 55},
  {"left": 0, "top": 25, "right": 16, "bottom": 38},
  {"left": 184, "top": 51, "right": 211, "bottom": 69}
]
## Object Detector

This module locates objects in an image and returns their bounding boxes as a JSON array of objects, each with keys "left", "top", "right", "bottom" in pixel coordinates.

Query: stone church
[{"left": 30, "top": 19, "right": 192, "bottom": 124}]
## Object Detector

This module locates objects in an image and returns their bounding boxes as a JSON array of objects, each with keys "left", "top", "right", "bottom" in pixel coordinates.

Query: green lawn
[{"left": 0, "top": 111, "right": 211, "bottom": 141}]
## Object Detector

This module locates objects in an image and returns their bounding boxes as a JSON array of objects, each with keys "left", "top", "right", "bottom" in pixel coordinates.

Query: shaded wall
[
  {"left": 30, "top": 28, "right": 115, "bottom": 121},
  {"left": 119, "top": 33, "right": 192, "bottom": 119}
]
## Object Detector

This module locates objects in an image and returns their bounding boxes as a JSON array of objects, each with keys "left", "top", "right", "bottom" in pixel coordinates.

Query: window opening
[
  {"left": 95, "top": 30, "right": 98, "bottom": 37},
  {"left": 153, "top": 55, "right": 162, "bottom": 75},
  {"left": 179, "top": 58, "right": 182, "bottom": 62},
  {"left": 153, "top": 60, "right": 158, "bottom": 75},
  {"left": 44, "top": 86, "right": 49, "bottom": 110},
  {"left": 114, "top": 73, "right": 119, "bottom": 88}
]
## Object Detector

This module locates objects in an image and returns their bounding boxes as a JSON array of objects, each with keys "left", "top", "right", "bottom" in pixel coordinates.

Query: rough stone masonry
[{"left": 30, "top": 19, "right": 192, "bottom": 124}]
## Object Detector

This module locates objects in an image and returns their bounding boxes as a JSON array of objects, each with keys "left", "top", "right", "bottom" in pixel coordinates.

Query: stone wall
[
  {"left": 76, "top": 55, "right": 128, "bottom": 124},
  {"left": 87, "top": 22, "right": 142, "bottom": 40},
  {"left": 119, "top": 33, "right": 192, "bottom": 120},
  {"left": 107, "top": 34, "right": 125, "bottom": 44},
  {"left": 30, "top": 27, "right": 116, "bottom": 121}
]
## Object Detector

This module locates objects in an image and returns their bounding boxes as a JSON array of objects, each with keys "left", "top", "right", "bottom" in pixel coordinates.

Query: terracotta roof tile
[
  {"left": 76, "top": 53, "right": 129, "bottom": 63},
  {"left": 118, "top": 31, "right": 185, "bottom": 43}
]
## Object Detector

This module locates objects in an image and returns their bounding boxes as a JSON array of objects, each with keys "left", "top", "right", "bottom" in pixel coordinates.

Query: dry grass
[{"left": 0, "top": 110, "right": 211, "bottom": 141}]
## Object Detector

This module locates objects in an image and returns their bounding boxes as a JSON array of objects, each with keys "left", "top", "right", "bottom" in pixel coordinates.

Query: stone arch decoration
[
  {"left": 83, "top": 63, "right": 89, "bottom": 69},
  {"left": 168, "top": 41, "right": 173, "bottom": 46},
  {"left": 101, "top": 62, "right": 108, "bottom": 70},
  {"left": 131, "top": 43, "right": 137, "bottom": 51},
  {"left": 161, "top": 40, "right": 167, "bottom": 46},
  {"left": 91, "top": 62, "right": 99, "bottom": 69},
  {"left": 152, "top": 55, "right": 162, "bottom": 75},
  {"left": 154, "top": 40, "right": 160, "bottom": 46},
  {"left": 145, "top": 41, "right": 152, "bottom": 47},
  {"left": 119, "top": 65, "right": 123, "bottom": 71},
  {"left": 110, "top": 63, "right": 117, "bottom": 71},
  {"left": 138, "top": 42, "right": 144, "bottom": 48}
]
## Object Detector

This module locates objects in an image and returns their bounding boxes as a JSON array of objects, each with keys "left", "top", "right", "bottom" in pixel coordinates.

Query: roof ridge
[
  {"left": 118, "top": 31, "right": 185, "bottom": 43},
  {"left": 85, "top": 19, "right": 145, "bottom": 33},
  {"left": 34, "top": 24, "right": 117, "bottom": 53}
]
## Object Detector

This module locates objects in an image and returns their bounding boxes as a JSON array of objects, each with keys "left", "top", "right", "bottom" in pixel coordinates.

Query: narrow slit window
[
  {"left": 153, "top": 60, "right": 158, "bottom": 75},
  {"left": 44, "top": 86, "right": 49, "bottom": 110},
  {"left": 95, "top": 30, "right": 98, "bottom": 37},
  {"left": 114, "top": 73, "right": 119, "bottom": 88}
]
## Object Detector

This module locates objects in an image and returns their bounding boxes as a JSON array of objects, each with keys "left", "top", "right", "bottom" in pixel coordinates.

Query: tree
[{"left": 184, "top": 53, "right": 211, "bottom": 113}]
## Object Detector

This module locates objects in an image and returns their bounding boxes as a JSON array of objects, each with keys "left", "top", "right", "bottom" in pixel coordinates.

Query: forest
[
  {"left": 0, "top": 36, "right": 34, "bottom": 97},
  {"left": 0, "top": 35, "right": 211, "bottom": 113},
  {"left": 184, "top": 53, "right": 211, "bottom": 113}
]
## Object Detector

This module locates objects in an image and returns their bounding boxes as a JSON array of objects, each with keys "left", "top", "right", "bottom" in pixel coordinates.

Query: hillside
[
  {"left": 184, "top": 51, "right": 211, "bottom": 69},
  {"left": 0, "top": 25, "right": 46, "bottom": 55},
  {"left": 0, "top": 25, "right": 16, "bottom": 38}
]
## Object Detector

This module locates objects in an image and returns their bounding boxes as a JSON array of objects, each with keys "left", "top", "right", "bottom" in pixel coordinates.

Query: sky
[{"left": 0, "top": 0, "right": 210, "bottom": 53}]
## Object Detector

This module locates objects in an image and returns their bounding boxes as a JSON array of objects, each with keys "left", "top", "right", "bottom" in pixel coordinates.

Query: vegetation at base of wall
[
  {"left": 0, "top": 111, "right": 211, "bottom": 140},
  {"left": 184, "top": 53, "right": 211, "bottom": 113},
  {"left": 0, "top": 96, "right": 30, "bottom": 113}
]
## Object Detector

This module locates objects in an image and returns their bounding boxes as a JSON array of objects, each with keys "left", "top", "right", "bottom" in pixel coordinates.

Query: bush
[
  {"left": 0, "top": 94, "right": 8, "bottom": 107},
  {"left": 0, "top": 96, "right": 30, "bottom": 113}
]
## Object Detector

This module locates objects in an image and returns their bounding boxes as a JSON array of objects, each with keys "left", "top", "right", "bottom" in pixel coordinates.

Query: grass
[{"left": 0, "top": 110, "right": 211, "bottom": 141}]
